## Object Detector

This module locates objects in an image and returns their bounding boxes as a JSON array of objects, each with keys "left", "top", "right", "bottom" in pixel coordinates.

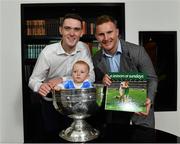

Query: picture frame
[{"left": 139, "top": 31, "right": 177, "bottom": 111}]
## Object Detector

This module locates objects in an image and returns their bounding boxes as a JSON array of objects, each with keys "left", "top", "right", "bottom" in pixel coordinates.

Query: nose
[
  {"left": 69, "top": 29, "right": 75, "bottom": 35},
  {"left": 104, "top": 33, "right": 109, "bottom": 40},
  {"left": 102, "top": 34, "right": 109, "bottom": 43},
  {"left": 77, "top": 71, "right": 80, "bottom": 76}
]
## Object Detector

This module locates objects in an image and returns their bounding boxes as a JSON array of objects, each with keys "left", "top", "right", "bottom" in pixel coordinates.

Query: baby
[{"left": 54, "top": 60, "right": 93, "bottom": 90}]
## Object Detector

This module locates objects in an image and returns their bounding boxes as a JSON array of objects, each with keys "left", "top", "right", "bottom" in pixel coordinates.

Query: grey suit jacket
[{"left": 93, "top": 39, "right": 158, "bottom": 128}]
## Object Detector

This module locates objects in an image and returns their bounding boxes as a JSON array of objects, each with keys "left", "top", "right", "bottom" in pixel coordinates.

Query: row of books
[
  {"left": 26, "top": 20, "right": 46, "bottom": 36},
  {"left": 25, "top": 18, "right": 96, "bottom": 36},
  {"left": 26, "top": 19, "right": 60, "bottom": 36},
  {"left": 25, "top": 44, "right": 46, "bottom": 59}
]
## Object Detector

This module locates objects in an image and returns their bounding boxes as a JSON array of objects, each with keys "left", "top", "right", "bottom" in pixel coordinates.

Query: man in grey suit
[{"left": 92, "top": 15, "right": 158, "bottom": 128}]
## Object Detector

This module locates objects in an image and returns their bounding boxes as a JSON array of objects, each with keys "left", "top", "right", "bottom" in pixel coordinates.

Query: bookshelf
[{"left": 21, "top": 3, "right": 125, "bottom": 142}]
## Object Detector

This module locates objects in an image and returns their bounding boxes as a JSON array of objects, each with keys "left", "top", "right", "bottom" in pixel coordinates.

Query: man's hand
[
  {"left": 48, "top": 77, "right": 63, "bottom": 89},
  {"left": 135, "top": 97, "right": 152, "bottom": 116},
  {"left": 102, "top": 74, "right": 112, "bottom": 86},
  {"left": 38, "top": 82, "right": 51, "bottom": 96},
  {"left": 38, "top": 77, "right": 63, "bottom": 96}
]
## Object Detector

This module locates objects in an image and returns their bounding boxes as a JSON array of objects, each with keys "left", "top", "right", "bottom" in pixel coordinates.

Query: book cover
[{"left": 105, "top": 72, "right": 147, "bottom": 112}]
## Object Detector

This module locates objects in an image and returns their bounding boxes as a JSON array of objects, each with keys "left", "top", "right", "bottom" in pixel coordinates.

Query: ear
[
  {"left": 116, "top": 28, "right": 119, "bottom": 36},
  {"left": 95, "top": 33, "right": 100, "bottom": 41},
  {"left": 59, "top": 26, "right": 62, "bottom": 35},
  {"left": 80, "top": 30, "right": 83, "bottom": 37}
]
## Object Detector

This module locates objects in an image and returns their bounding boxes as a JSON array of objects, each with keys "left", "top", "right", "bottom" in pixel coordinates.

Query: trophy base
[{"left": 59, "top": 119, "right": 99, "bottom": 142}]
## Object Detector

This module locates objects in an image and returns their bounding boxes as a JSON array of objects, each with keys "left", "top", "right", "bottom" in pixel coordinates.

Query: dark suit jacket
[{"left": 92, "top": 39, "right": 158, "bottom": 128}]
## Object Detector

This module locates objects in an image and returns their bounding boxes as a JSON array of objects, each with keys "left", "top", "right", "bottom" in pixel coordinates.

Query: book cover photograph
[{"left": 105, "top": 72, "right": 147, "bottom": 112}]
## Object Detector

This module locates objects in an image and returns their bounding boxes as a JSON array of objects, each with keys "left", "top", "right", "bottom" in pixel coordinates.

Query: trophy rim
[{"left": 53, "top": 87, "right": 96, "bottom": 93}]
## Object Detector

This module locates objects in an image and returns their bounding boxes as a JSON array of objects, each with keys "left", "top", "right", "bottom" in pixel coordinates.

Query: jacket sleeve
[{"left": 133, "top": 45, "right": 158, "bottom": 104}]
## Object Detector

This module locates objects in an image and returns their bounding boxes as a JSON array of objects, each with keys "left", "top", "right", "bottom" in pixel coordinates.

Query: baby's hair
[{"left": 73, "top": 60, "right": 90, "bottom": 72}]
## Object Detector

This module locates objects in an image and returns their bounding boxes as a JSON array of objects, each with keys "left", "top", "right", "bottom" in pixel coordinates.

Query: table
[
  {"left": 57, "top": 123, "right": 179, "bottom": 143},
  {"left": 24, "top": 101, "right": 179, "bottom": 143}
]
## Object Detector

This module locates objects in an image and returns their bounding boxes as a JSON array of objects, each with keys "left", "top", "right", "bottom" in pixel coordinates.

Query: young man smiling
[
  {"left": 29, "top": 13, "right": 95, "bottom": 139},
  {"left": 93, "top": 15, "right": 158, "bottom": 128}
]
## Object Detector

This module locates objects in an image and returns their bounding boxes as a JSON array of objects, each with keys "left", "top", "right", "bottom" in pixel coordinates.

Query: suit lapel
[
  {"left": 120, "top": 39, "right": 138, "bottom": 72},
  {"left": 120, "top": 52, "right": 129, "bottom": 72},
  {"left": 97, "top": 54, "right": 108, "bottom": 74}
]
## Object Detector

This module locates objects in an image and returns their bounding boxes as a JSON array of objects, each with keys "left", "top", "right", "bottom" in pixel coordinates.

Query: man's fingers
[
  {"left": 48, "top": 78, "right": 63, "bottom": 88},
  {"left": 39, "top": 83, "right": 51, "bottom": 96},
  {"left": 39, "top": 90, "right": 47, "bottom": 97},
  {"left": 135, "top": 112, "right": 148, "bottom": 116},
  {"left": 103, "top": 74, "right": 112, "bottom": 86}
]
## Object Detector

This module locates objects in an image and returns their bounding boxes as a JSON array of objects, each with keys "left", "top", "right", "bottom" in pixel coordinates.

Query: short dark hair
[
  {"left": 61, "top": 13, "right": 83, "bottom": 27},
  {"left": 95, "top": 15, "right": 118, "bottom": 28}
]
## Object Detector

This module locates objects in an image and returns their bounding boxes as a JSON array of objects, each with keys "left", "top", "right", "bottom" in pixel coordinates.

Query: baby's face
[{"left": 72, "top": 63, "right": 89, "bottom": 83}]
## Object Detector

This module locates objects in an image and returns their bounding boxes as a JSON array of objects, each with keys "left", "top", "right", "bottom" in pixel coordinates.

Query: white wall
[
  {"left": 0, "top": 0, "right": 179, "bottom": 143},
  {"left": 0, "top": 0, "right": 24, "bottom": 143},
  {"left": 0, "top": 1, "right": 3, "bottom": 141}
]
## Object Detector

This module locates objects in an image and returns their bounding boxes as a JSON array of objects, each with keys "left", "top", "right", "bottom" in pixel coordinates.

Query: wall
[
  {"left": 0, "top": 0, "right": 179, "bottom": 143},
  {"left": 0, "top": 1, "right": 3, "bottom": 141},
  {"left": 0, "top": 0, "right": 24, "bottom": 143}
]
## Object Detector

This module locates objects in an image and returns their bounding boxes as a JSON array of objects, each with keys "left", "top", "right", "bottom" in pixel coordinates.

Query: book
[{"left": 105, "top": 72, "right": 147, "bottom": 112}]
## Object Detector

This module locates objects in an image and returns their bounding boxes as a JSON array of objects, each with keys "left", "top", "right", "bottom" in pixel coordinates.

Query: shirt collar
[
  {"left": 57, "top": 40, "right": 81, "bottom": 55},
  {"left": 103, "top": 39, "right": 122, "bottom": 57}
]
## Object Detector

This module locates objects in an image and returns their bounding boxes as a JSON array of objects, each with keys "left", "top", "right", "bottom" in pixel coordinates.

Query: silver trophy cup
[{"left": 52, "top": 85, "right": 104, "bottom": 142}]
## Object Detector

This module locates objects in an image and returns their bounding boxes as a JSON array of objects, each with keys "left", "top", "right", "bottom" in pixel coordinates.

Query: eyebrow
[
  {"left": 63, "top": 26, "right": 81, "bottom": 29},
  {"left": 97, "top": 30, "right": 113, "bottom": 36}
]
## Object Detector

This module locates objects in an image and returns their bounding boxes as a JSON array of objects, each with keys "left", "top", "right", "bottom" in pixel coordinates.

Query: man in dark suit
[{"left": 92, "top": 15, "right": 158, "bottom": 128}]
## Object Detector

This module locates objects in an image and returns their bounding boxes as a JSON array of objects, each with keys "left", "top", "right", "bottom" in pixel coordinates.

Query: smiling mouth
[
  {"left": 103, "top": 40, "right": 112, "bottom": 45},
  {"left": 103, "top": 42, "right": 111, "bottom": 47},
  {"left": 68, "top": 39, "right": 75, "bottom": 42},
  {"left": 67, "top": 36, "right": 76, "bottom": 41}
]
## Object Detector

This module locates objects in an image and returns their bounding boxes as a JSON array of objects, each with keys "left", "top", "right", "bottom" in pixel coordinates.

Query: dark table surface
[
  {"left": 24, "top": 103, "right": 179, "bottom": 143},
  {"left": 56, "top": 123, "right": 179, "bottom": 143}
]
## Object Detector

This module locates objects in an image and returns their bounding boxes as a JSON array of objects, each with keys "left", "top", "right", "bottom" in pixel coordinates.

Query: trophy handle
[
  {"left": 52, "top": 89, "right": 63, "bottom": 113},
  {"left": 93, "top": 84, "right": 104, "bottom": 107},
  {"left": 51, "top": 88, "right": 60, "bottom": 98}
]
